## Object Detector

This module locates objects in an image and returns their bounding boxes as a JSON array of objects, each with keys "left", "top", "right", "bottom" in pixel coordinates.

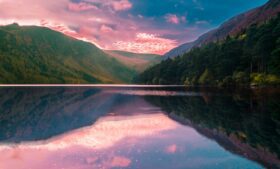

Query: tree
[{"left": 198, "top": 69, "right": 214, "bottom": 85}]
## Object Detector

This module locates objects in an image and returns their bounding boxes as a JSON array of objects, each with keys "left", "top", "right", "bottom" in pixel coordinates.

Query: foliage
[
  {"left": 198, "top": 69, "right": 214, "bottom": 85},
  {"left": 251, "top": 73, "right": 280, "bottom": 85},
  {"left": 136, "top": 14, "right": 280, "bottom": 86}
]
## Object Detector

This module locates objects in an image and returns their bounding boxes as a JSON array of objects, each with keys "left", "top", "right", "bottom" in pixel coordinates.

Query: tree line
[{"left": 136, "top": 14, "right": 280, "bottom": 87}]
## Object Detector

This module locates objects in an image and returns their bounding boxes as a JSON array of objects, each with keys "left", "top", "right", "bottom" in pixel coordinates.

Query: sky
[{"left": 0, "top": 0, "right": 268, "bottom": 54}]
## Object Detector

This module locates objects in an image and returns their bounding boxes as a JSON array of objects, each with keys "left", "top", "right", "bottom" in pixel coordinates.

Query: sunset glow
[
  {"left": 0, "top": 114, "right": 178, "bottom": 151},
  {"left": 0, "top": 0, "right": 278, "bottom": 167},
  {"left": 0, "top": 113, "right": 179, "bottom": 169},
  {"left": 0, "top": 0, "right": 267, "bottom": 54}
]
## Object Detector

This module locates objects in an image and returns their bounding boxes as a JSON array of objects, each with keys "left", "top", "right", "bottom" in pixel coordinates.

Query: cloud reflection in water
[{"left": 0, "top": 87, "right": 264, "bottom": 169}]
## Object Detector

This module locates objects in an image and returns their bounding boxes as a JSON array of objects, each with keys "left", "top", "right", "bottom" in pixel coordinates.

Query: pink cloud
[
  {"left": 114, "top": 33, "right": 177, "bottom": 55},
  {"left": 84, "top": 0, "right": 132, "bottom": 11},
  {"left": 0, "top": 0, "right": 179, "bottom": 54},
  {"left": 165, "top": 14, "right": 180, "bottom": 24},
  {"left": 100, "top": 24, "right": 114, "bottom": 33},
  {"left": 165, "top": 14, "right": 188, "bottom": 25},
  {"left": 112, "top": 0, "right": 132, "bottom": 11},
  {"left": 68, "top": 2, "right": 98, "bottom": 12},
  {"left": 40, "top": 20, "right": 74, "bottom": 34},
  {"left": 40, "top": 20, "right": 102, "bottom": 48},
  {"left": 0, "top": 113, "right": 178, "bottom": 169},
  {"left": 165, "top": 144, "right": 177, "bottom": 154},
  {"left": 110, "top": 156, "right": 131, "bottom": 167}
]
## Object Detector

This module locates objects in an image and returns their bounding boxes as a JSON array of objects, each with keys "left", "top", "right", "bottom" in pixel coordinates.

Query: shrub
[
  {"left": 250, "top": 73, "right": 280, "bottom": 85},
  {"left": 233, "top": 72, "right": 250, "bottom": 85}
]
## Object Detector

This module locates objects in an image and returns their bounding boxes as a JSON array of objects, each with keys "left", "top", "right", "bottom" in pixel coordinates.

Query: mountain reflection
[
  {"left": 0, "top": 87, "right": 279, "bottom": 169},
  {"left": 0, "top": 87, "right": 158, "bottom": 142},
  {"left": 0, "top": 113, "right": 177, "bottom": 151},
  {"left": 144, "top": 88, "right": 280, "bottom": 168}
]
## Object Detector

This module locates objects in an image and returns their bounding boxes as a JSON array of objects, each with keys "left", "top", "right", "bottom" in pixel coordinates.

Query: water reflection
[
  {"left": 0, "top": 87, "right": 279, "bottom": 169},
  {"left": 144, "top": 88, "right": 280, "bottom": 169}
]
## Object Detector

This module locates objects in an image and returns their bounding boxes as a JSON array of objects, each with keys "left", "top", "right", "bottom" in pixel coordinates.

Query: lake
[{"left": 0, "top": 86, "right": 279, "bottom": 169}]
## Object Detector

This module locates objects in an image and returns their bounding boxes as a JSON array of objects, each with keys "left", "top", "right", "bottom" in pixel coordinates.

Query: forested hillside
[
  {"left": 136, "top": 14, "right": 280, "bottom": 86},
  {"left": 164, "top": 0, "right": 280, "bottom": 59},
  {"left": 0, "top": 24, "right": 136, "bottom": 84}
]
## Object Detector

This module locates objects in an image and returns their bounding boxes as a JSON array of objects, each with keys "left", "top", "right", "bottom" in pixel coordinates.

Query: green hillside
[
  {"left": 136, "top": 14, "right": 280, "bottom": 86},
  {"left": 105, "top": 50, "right": 162, "bottom": 72},
  {"left": 0, "top": 24, "right": 136, "bottom": 84}
]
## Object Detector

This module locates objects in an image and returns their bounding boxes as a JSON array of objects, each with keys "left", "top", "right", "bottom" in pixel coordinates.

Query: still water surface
[{"left": 0, "top": 86, "right": 279, "bottom": 169}]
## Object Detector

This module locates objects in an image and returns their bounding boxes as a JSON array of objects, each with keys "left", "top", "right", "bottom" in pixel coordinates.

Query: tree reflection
[{"left": 145, "top": 88, "right": 280, "bottom": 168}]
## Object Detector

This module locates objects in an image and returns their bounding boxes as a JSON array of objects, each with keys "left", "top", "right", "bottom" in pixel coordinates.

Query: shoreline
[
  {"left": 0, "top": 84, "right": 279, "bottom": 88},
  {"left": 0, "top": 84, "right": 185, "bottom": 88}
]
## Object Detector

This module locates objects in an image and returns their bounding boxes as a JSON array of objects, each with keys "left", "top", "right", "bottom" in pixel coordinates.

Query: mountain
[
  {"left": 105, "top": 50, "right": 162, "bottom": 72},
  {"left": 164, "top": 0, "right": 280, "bottom": 59},
  {"left": 136, "top": 14, "right": 280, "bottom": 86},
  {"left": 163, "top": 42, "right": 195, "bottom": 59},
  {"left": 0, "top": 24, "right": 136, "bottom": 84},
  {"left": 198, "top": 0, "right": 280, "bottom": 45}
]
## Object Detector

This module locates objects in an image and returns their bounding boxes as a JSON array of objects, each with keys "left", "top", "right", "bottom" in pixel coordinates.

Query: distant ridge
[{"left": 105, "top": 50, "right": 162, "bottom": 72}]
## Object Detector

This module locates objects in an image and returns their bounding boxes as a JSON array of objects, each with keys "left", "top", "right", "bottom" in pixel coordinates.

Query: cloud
[
  {"left": 0, "top": 0, "right": 265, "bottom": 55},
  {"left": 84, "top": 0, "right": 132, "bottom": 11},
  {"left": 0, "top": 0, "right": 179, "bottom": 54},
  {"left": 165, "top": 144, "right": 177, "bottom": 154},
  {"left": 0, "top": 113, "right": 178, "bottom": 153},
  {"left": 100, "top": 24, "right": 114, "bottom": 33},
  {"left": 39, "top": 20, "right": 101, "bottom": 48},
  {"left": 110, "top": 156, "right": 131, "bottom": 167},
  {"left": 0, "top": 0, "right": 198, "bottom": 54},
  {"left": 0, "top": 0, "right": 135, "bottom": 49},
  {"left": 114, "top": 33, "right": 177, "bottom": 54},
  {"left": 138, "top": 14, "right": 144, "bottom": 19},
  {"left": 165, "top": 14, "right": 180, "bottom": 24},
  {"left": 0, "top": 113, "right": 180, "bottom": 169},
  {"left": 68, "top": 2, "right": 98, "bottom": 12},
  {"left": 165, "top": 14, "right": 187, "bottom": 25},
  {"left": 86, "top": 155, "right": 132, "bottom": 168},
  {"left": 111, "top": 0, "right": 132, "bottom": 11}
]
